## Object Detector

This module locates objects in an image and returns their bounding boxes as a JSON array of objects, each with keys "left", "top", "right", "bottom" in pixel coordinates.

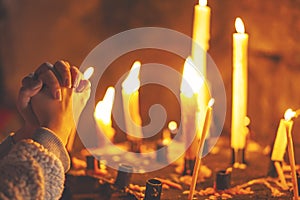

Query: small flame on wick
[
  {"left": 208, "top": 98, "right": 215, "bottom": 107},
  {"left": 235, "top": 17, "right": 245, "bottom": 34},
  {"left": 284, "top": 108, "right": 296, "bottom": 121},
  {"left": 199, "top": 0, "right": 207, "bottom": 7},
  {"left": 83, "top": 67, "right": 94, "bottom": 80}
]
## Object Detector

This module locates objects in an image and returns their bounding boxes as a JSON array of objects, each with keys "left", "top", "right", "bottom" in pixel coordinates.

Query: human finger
[
  {"left": 53, "top": 60, "right": 71, "bottom": 88},
  {"left": 35, "top": 62, "right": 53, "bottom": 78},
  {"left": 38, "top": 69, "right": 62, "bottom": 101},
  {"left": 70, "top": 66, "right": 82, "bottom": 89}
]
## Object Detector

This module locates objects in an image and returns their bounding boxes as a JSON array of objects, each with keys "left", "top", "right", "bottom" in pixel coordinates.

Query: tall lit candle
[
  {"left": 191, "top": 0, "right": 211, "bottom": 143},
  {"left": 122, "top": 61, "right": 143, "bottom": 148},
  {"left": 191, "top": 0, "right": 211, "bottom": 72},
  {"left": 94, "top": 87, "right": 116, "bottom": 141},
  {"left": 231, "top": 18, "right": 249, "bottom": 154},
  {"left": 180, "top": 57, "right": 204, "bottom": 160}
]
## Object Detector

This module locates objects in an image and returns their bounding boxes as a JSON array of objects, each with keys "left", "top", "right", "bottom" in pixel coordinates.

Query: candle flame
[
  {"left": 180, "top": 57, "right": 204, "bottom": 97},
  {"left": 208, "top": 98, "right": 215, "bottom": 107},
  {"left": 199, "top": 0, "right": 207, "bottom": 6},
  {"left": 168, "top": 121, "right": 177, "bottom": 131},
  {"left": 83, "top": 67, "right": 94, "bottom": 80},
  {"left": 94, "top": 87, "right": 115, "bottom": 125},
  {"left": 284, "top": 108, "right": 296, "bottom": 121},
  {"left": 122, "top": 61, "right": 141, "bottom": 94},
  {"left": 235, "top": 17, "right": 245, "bottom": 34}
]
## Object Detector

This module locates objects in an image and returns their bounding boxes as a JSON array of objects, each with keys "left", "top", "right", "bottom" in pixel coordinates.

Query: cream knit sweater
[{"left": 0, "top": 128, "right": 70, "bottom": 200}]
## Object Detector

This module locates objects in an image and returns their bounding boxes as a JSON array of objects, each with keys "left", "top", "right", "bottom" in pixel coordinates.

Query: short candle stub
[
  {"left": 215, "top": 169, "right": 231, "bottom": 191},
  {"left": 144, "top": 178, "right": 162, "bottom": 200},
  {"left": 114, "top": 164, "right": 134, "bottom": 189}
]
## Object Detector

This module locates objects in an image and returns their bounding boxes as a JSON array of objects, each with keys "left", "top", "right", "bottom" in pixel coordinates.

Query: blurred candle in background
[
  {"left": 231, "top": 17, "right": 249, "bottom": 157},
  {"left": 122, "top": 61, "right": 143, "bottom": 151},
  {"left": 180, "top": 57, "right": 204, "bottom": 161}
]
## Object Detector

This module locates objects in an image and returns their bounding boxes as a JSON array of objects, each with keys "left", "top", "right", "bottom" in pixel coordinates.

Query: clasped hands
[{"left": 14, "top": 60, "right": 91, "bottom": 146}]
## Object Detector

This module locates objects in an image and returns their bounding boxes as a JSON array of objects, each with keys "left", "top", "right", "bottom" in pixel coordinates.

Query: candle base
[
  {"left": 231, "top": 148, "right": 247, "bottom": 166},
  {"left": 267, "top": 161, "right": 279, "bottom": 178},
  {"left": 183, "top": 158, "right": 195, "bottom": 176}
]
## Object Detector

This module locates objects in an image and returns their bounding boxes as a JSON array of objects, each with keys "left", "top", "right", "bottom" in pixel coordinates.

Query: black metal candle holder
[
  {"left": 215, "top": 170, "right": 231, "bottom": 190},
  {"left": 114, "top": 164, "right": 133, "bottom": 189},
  {"left": 144, "top": 178, "right": 162, "bottom": 200}
]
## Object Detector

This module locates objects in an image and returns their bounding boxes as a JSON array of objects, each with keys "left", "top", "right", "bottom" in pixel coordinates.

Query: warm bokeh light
[
  {"left": 199, "top": 0, "right": 207, "bottom": 7},
  {"left": 122, "top": 61, "right": 141, "bottom": 94},
  {"left": 284, "top": 108, "right": 296, "bottom": 121},
  {"left": 162, "top": 129, "right": 171, "bottom": 145},
  {"left": 180, "top": 57, "right": 204, "bottom": 97},
  {"left": 235, "top": 17, "right": 245, "bottom": 34},
  {"left": 94, "top": 87, "right": 115, "bottom": 125},
  {"left": 83, "top": 66, "right": 94, "bottom": 80},
  {"left": 168, "top": 121, "right": 177, "bottom": 132}
]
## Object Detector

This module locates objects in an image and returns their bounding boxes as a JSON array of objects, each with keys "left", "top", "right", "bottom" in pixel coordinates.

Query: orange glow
[
  {"left": 122, "top": 61, "right": 141, "bottom": 94},
  {"left": 284, "top": 108, "right": 296, "bottom": 121},
  {"left": 83, "top": 67, "right": 94, "bottom": 80},
  {"left": 180, "top": 57, "right": 204, "bottom": 97},
  {"left": 199, "top": 0, "right": 207, "bottom": 6},
  {"left": 94, "top": 87, "right": 115, "bottom": 125},
  {"left": 235, "top": 17, "right": 245, "bottom": 34}
]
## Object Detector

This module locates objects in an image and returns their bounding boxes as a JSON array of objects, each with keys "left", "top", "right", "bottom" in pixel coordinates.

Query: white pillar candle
[{"left": 231, "top": 17, "right": 249, "bottom": 151}]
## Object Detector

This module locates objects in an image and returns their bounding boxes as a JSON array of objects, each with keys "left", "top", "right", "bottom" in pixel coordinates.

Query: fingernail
[
  {"left": 56, "top": 89, "right": 62, "bottom": 101},
  {"left": 32, "top": 80, "right": 42, "bottom": 90},
  {"left": 76, "top": 81, "right": 85, "bottom": 92},
  {"left": 73, "top": 76, "right": 79, "bottom": 88}
]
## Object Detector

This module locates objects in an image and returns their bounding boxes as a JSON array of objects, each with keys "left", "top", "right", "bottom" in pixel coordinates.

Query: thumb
[{"left": 17, "top": 79, "right": 42, "bottom": 125}]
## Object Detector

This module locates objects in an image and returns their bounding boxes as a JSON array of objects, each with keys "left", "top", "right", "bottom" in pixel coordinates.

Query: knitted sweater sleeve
[{"left": 0, "top": 128, "right": 70, "bottom": 200}]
